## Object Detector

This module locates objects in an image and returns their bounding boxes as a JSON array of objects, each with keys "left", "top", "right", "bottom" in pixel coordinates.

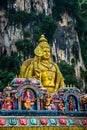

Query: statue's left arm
[{"left": 54, "top": 64, "right": 65, "bottom": 92}]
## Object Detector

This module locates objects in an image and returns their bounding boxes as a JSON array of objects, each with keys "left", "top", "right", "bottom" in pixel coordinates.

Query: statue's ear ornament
[{"left": 34, "top": 45, "right": 43, "bottom": 57}]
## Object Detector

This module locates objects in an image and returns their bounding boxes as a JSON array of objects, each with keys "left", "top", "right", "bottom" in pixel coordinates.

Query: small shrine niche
[
  {"left": 68, "top": 95, "right": 78, "bottom": 111},
  {"left": 21, "top": 88, "right": 36, "bottom": 110}
]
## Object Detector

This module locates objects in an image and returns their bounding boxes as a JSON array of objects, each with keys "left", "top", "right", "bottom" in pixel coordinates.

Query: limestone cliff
[
  {"left": 0, "top": 0, "right": 86, "bottom": 90},
  {"left": 15, "top": 0, "right": 53, "bottom": 15},
  {"left": 0, "top": 0, "right": 53, "bottom": 55},
  {"left": 51, "top": 13, "right": 86, "bottom": 91},
  {"left": 52, "top": 13, "right": 85, "bottom": 72}
]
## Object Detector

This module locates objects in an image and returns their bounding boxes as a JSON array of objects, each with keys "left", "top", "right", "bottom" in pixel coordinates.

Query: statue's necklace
[{"left": 41, "top": 62, "right": 53, "bottom": 69}]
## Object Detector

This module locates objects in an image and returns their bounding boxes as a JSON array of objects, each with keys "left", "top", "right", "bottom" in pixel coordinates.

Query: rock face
[
  {"left": 0, "top": 0, "right": 53, "bottom": 55},
  {"left": 52, "top": 13, "right": 85, "bottom": 71},
  {"left": 0, "top": 0, "right": 86, "bottom": 89},
  {"left": 0, "top": 10, "right": 23, "bottom": 55},
  {"left": 51, "top": 13, "right": 85, "bottom": 90},
  {"left": 15, "top": 0, "right": 53, "bottom": 15},
  {"left": 0, "top": 11, "right": 6, "bottom": 55}
]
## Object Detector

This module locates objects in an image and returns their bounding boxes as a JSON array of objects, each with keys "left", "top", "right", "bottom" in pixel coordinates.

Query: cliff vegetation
[{"left": 0, "top": 0, "right": 87, "bottom": 92}]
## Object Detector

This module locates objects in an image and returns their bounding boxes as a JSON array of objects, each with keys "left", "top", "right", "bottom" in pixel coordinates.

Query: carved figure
[
  {"left": 44, "top": 94, "right": 52, "bottom": 110},
  {"left": 22, "top": 89, "right": 36, "bottom": 110},
  {"left": 50, "top": 100, "right": 56, "bottom": 110},
  {"left": 2, "top": 96, "right": 13, "bottom": 110},
  {"left": 58, "top": 101, "right": 65, "bottom": 113},
  {"left": 69, "top": 100, "right": 74, "bottom": 111},
  {"left": 20, "top": 35, "right": 65, "bottom": 93}
]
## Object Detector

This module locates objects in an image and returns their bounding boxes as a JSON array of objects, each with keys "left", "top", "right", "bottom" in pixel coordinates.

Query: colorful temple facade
[{"left": 0, "top": 78, "right": 87, "bottom": 129}]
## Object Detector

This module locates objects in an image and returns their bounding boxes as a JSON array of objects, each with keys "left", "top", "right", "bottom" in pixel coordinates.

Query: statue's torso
[
  {"left": 41, "top": 70, "right": 56, "bottom": 87},
  {"left": 34, "top": 61, "right": 57, "bottom": 92}
]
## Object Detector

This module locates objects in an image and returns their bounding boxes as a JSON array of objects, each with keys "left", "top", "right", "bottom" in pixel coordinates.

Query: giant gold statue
[{"left": 20, "top": 35, "right": 65, "bottom": 93}]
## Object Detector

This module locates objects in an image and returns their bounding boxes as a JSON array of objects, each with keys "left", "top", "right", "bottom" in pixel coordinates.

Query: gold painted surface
[
  {"left": 0, "top": 127, "right": 86, "bottom": 130},
  {"left": 20, "top": 35, "right": 65, "bottom": 93}
]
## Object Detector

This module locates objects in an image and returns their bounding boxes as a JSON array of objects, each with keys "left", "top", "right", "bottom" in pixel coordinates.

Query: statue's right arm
[
  {"left": 24, "top": 62, "right": 34, "bottom": 78},
  {"left": 20, "top": 59, "right": 34, "bottom": 78}
]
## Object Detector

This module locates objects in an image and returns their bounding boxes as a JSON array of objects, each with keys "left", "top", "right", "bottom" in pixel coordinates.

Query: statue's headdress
[
  {"left": 34, "top": 35, "right": 50, "bottom": 57},
  {"left": 38, "top": 35, "right": 50, "bottom": 49}
]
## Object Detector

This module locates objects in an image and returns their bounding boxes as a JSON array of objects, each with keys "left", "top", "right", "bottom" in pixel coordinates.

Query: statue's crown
[
  {"left": 34, "top": 35, "right": 50, "bottom": 57},
  {"left": 39, "top": 35, "right": 47, "bottom": 43},
  {"left": 38, "top": 35, "right": 50, "bottom": 49}
]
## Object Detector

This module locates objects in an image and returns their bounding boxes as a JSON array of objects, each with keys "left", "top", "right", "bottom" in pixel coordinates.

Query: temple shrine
[{"left": 0, "top": 35, "right": 87, "bottom": 130}]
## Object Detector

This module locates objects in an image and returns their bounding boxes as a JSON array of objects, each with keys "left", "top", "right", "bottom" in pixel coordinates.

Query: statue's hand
[
  {"left": 34, "top": 69, "right": 41, "bottom": 79},
  {"left": 54, "top": 88, "right": 58, "bottom": 93}
]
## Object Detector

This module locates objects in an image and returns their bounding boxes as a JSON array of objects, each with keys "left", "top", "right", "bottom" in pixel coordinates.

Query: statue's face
[{"left": 42, "top": 47, "right": 50, "bottom": 60}]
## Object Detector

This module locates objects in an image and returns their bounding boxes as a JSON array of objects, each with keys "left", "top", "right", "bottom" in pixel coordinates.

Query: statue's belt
[{"left": 44, "top": 86, "right": 55, "bottom": 88}]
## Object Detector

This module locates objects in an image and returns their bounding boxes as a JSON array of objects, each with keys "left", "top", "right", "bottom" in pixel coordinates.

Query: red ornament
[
  {"left": 0, "top": 119, "right": 5, "bottom": 125},
  {"left": 19, "top": 119, "right": 27, "bottom": 125},
  {"left": 40, "top": 119, "right": 47, "bottom": 125},
  {"left": 16, "top": 79, "right": 23, "bottom": 83},
  {"left": 82, "top": 120, "right": 87, "bottom": 125},
  {"left": 59, "top": 119, "right": 66, "bottom": 125}
]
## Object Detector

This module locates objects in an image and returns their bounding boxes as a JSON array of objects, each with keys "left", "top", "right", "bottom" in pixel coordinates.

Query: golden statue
[{"left": 20, "top": 35, "right": 65, "bottom": 93}]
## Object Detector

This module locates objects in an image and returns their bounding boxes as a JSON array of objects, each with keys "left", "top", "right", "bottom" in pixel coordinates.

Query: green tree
[
  {"left": 0, "top": 0, "right": 16, "bottom": 10},
  {"left": 5, "top": 9, "right": 30, "bottom": 26},
  {"left": 0, "top": 70, "right": 15, "bottom": 91},
  {"left": 58, "top": 60, "right": 78, "bottom": 87},
  {"left": 15, "top": 39, "right": 34, "bottom": 59},
  {"left": 0, "top": 53, "right": 21, "bottom": 90},
  {"left": 40, "top": 16, "right": 57, "bottom": 44},
  {"left": 33, "top": 15, "right": 57, "bottom": 44}
]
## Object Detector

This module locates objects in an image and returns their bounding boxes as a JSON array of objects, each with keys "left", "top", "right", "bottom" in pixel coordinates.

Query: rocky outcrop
[
  {"left": 0, "top": 10, "right": 23, "bottom": 55},
  {"left": 0, "top": 1, "right": 86, "bottom": 89},
  {"left": 0, "top": 0, "right": 54, "bottom": 55},
  {"left": 52, "top": 13, "right": 85, "bottom": 90},
  {"left": 15, "top": 0, "right": 53, "bottom": 15}
]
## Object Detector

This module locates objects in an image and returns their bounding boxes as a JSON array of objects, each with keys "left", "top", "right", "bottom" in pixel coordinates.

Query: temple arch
[{"left": 17, "top": 84, "right": 40, "bottom": 110}]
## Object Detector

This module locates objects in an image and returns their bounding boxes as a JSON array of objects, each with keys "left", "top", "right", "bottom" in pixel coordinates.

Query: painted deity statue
[
  {"left": 22, "top": 89, "right": 36, "bottom": 110},
  {"left": 58, "top": 101, "right": 65, "bottom": 113},
  {"left": 20, "top": 35, "right": 65, "bottom": 93},
  {"left": 2, "top": 94, "right": 13, "bottom": 110}
]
